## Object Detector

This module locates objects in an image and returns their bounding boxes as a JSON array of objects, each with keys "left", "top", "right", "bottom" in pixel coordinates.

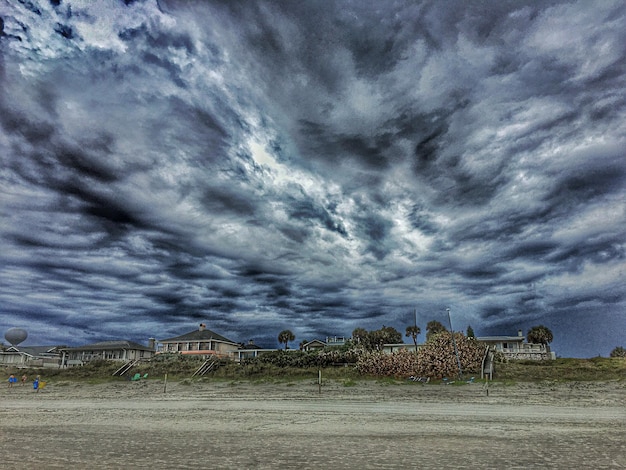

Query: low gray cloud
[{"left": 0, "top": 0, "right": 624, "bottom": 357}]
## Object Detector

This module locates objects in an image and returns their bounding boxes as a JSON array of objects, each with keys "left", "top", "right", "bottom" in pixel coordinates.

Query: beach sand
[{"left": 1, "top": 378, "right": 624, "bottom": 469}]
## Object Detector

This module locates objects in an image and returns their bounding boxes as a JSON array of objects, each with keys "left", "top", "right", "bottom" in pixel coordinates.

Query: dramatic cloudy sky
[{"left": 1, "top": 0, "right": 624, "bottom": 357}]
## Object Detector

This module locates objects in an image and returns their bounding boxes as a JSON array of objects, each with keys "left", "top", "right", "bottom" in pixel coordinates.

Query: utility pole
[{"left": 447, "top": 308, "right": 463, "bottom": 380}]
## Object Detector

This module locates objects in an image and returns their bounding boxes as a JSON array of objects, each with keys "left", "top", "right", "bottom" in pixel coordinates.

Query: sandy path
[{"left": 1, "top": 380, "right": 624, "bottom": 469}]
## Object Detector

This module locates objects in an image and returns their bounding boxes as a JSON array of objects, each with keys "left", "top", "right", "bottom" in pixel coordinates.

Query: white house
[{"left": 477, "top": 330, "right": 555, "bottom": 360}]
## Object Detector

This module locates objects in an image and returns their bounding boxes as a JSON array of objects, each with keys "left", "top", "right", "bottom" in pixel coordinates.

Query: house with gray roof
[
  {"left": 0, "top": 345, "right": 64, "bottom": 368},
  {"left": 157, "top": 323, "right": 241, "bottom": 358},
  {"left": 61, "top": 340, "right": 155, "bottom": 366}
]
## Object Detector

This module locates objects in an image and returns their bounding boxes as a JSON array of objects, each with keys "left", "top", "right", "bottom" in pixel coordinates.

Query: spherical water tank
[{"left": 5, "top": 327, "right": 28, "bottom": 346}]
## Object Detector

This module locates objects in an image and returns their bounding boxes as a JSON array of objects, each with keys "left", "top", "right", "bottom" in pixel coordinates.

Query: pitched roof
[
  {"left": 18, "top": 346, "right": 63, "bottom": 356},
  {"left": 1, "top": 345, "right": 62, "bottom": 356},
  {"left": 159, "top": 328, "right": 237, "bottom": 344},
  {"left": 63, "top": 340, "right": 154, "bottom": 352}
]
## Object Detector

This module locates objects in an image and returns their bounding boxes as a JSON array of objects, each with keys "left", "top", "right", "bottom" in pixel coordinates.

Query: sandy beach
[{"left": 1, "top": 379, "right": 624, "bottom": 469}]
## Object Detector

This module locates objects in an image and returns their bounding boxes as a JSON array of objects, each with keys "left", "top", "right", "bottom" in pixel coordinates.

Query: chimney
[
  {"left": 518, "top": 329, "right": 523, "bottom": 337},
  {"left": 148, "top": 338, "right": 156, "bottom": 350},
  {"left": 199, "top": 323, "right": 206, "bottom": 331}
]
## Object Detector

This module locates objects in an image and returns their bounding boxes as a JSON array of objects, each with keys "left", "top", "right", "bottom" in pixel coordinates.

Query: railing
[
  {"left": 501, "top": 345, "right": 546, "bottom": 353},
  {"left": 192, "top": 359, "right": 216, "bottom": 377},
  {"left": 112, "top": 359, "right": 138, "bottom": 376},
  {"left": 505, "top": 351, "right": 551, "bottom": 361}
]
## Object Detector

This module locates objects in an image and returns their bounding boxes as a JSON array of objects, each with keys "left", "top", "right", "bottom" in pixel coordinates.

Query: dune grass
[
  {"left": 4, "top": 356, "right": 624, "bottom": 384},
  {"left": 495, "top": 357, "right": 626, "bottom": 382}
]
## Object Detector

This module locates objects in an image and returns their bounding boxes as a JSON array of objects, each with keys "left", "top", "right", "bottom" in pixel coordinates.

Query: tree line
[{"left": 278, "top": 323, "right": 557, "bottom": 351}]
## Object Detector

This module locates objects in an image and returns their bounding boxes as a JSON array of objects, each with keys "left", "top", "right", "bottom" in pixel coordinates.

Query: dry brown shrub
[
  {"left": 356, "top": 349, "right": 418, "bottom": 378},
  {"left": 414, "top": 332, "right": 484, "bottom": 378},
  {"left": 355, "top": 332, "right": 486, "bottom": 379}
]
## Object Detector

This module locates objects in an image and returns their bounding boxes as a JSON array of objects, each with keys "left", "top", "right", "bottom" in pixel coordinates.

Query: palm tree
[
  {"left": 426, "top": 320, "right": 446, "bottom": 341},
  {"left": 278, "top": 330, "right": 295, "bottom": 350},
  {"left": 405, "top": 325, "right": 421, "bottom": 352},
  {"left": 527, "top": 325, "right": 554, "bottom": 347}
]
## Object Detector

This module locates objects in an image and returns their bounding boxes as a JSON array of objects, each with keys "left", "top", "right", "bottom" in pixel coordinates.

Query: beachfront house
[
  {"left": 300, "top": 336, "right": 424, "bottom": 354},
  {"left": 476, "top": 330, "right": 555, "bottom": 360},
  {"left": 0, "top": 345, "right": 64, "bottom": 368},
  {"left": 231, "top": 340, "right": 276, "bottom": 362},
  {"left": 300, "top": 336, "right": 349, "bottom": 351},
  {"left": 157, "top": 323, "right": 240, "bottom": 358},
  {"left": 61, "top": 340, "right": 156, "bottom": 366},
  {"left": 301, "top": 339, "right": 326, "bottom": 351}
]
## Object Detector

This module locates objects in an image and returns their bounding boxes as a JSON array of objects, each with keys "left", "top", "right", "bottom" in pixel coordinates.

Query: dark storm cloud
[
  {"left": 287, "top": 196, "right": 348, "bottom": 237},
  {"left": 0, "top": 0, "right": 624, "bottom": 357}
]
